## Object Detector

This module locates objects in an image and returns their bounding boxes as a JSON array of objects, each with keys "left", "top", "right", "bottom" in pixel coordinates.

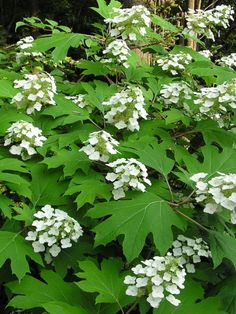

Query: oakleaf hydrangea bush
[{"left": 1, "top": 0, "right": 236, "bottom": 313}]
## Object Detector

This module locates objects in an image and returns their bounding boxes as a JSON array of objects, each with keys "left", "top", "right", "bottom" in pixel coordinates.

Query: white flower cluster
[
  {"left": 124, "top": 253, "right": 186, "bottom": 308},
  {"left": 103, "top": 86, "right": 147, "bottom": 131},
  {"left": 191, "top": 172, "right": 236, "bottom": 224},
  {"left": 198, "top": 50, "right": 212, "bottom": 59},
  {"left": 159, "top": 81, "right": 192, "bottom": 106},
  {"left": 104, "top": 5, "right": 151, "bottom": 41},
  {"left": 65, "top": 94, "right": 92, "bottom": 112},
  {"left": 171, "top": 235, "right": 211, "bottom": 273},
  {"left": 102, "top": 39, "right": 130, "bottom": 68},
  {"left": 12, "top": 72, "right": 57, "bottom": 114},
  {"left": 15, "top": 36, "right": 44, "bottom": 64},
  {"left": 194, "top": 79, "right": 236, "bottom": 127},
  {"left": 4, "top": 120, "right": 46, "bottom": 159},
  {"left": 156, "top": 53, "right": 192, "bottom": 76},
  {"left": 217, "top": 53, "right": 236, "bottom": 69},
  {"left": 80, "top": 130, "right": 119, "bottom": 162},
  {"left": 26, "top": 205, "right": 83, "bottom": 262},
  {"left": 16, "top": 51, "right": 44, "bottom": 64},
  {"left": 106, "top": 158, "right": 151, "bottom": 200},
  {"left": 184, "top": 5, "right": 234, "bottom": 41},
  {"left": 16, "top": 36, "right": 34, "bottom": 49}
]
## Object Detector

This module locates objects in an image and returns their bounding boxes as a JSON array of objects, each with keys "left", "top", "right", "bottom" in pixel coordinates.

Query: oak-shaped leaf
[
  {"left": 77, "top": 259, "right": 131, "bottom": 307},
  {"left": 7, "top": 270, "right": 93, "bottom": 312},
  {"left": 65, "top": 171, "right": 111, "bottom": 209},
  {"left": 0, "top": 231, "right": 42, "bottom": 280},
  {"left": 87, "top": 192, "right": 186, "bottom": 261},
  {"left": 209, "top": 231, "right": 236, "bottom": 269}
]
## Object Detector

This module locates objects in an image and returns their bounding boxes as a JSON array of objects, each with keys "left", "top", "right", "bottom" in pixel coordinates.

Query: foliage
[{"left": 0, "top": 0, "right": 236, "bottom": 313}]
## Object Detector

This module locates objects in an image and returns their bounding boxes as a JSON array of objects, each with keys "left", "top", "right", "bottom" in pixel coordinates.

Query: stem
[
  {"left": 170, "top": 189, "right": 196, "bottom": 207},
  {"left": 125, "top": 301, "right": 138, "bottom": 314},
  {"left": 88, "top": 118, "right": 102, "bottom": 130},
  {"left": 164, "top": 175, "right": 174, "bottom": 202},
  {"left": 174, "top": 130, "right": 195, "bottom": 138},
  {"left": 174, "top": 208, "right": 209, "bottom": 232}
]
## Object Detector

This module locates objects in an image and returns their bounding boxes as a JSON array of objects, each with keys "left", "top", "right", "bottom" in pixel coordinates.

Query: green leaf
[
  {"left": 43, "top": 301, "right": 87, "bottom": 314},
  {"left": 30, "top": 164, "right": 68, "bottom": 206},
  {"left": 0, "top": 231, "right": 42, "bottom": 280},
  {"left": 13, "top": 204, "right": 34, "bottom": 225},
  {"left": 77, "top": 60, "right": 110, "bottom": 76},
  {"left": 42, "top": 147, "right": 90, "bottom": 177},
  {"left": 164, "top": 108, "right": 190, "bottom": 126},
  {"left": 7, "top": 270, "right": 85, "bottom": 310},
  {"left": 218, "top": 275, "right": 236, "bottom": 314},
  {"left": 152, "top": 15, "right": 179, "bottom": 33},
  {"left": 54, "top": 238, "right": 93, "bottom": 278},
  {"left": 123, "top": 142, "right": 175, "bottom": 177},
  {"left": 0, "top": 80, "right": 16, "bottom": 98},
  {"left": 77, "top": 259, "right": 130, "bottom": 306},
  {"left": 65, "top": 171, "right": 111, "bottom": 209},
  {"left": 176, "top": 146, "right": 236, "bottom": 180},
  {"left": 194, "top": 120, "right": 236, "bottom": 147},
  {"left": 0, "top": 157, "right": 31, "bottom": 198},
  {"left": 32, "top": 33, "right": 85, "bottom": 61},
  {"left": 92, "top": 0, "right": 121, "bottom": 18},
  {"left": 0, "top": 158, "right": 29, "bottom": 174},
  {"left": 155, "top": 279, "right": 227, "bottom": 314},
  {"left": 87, "top": 192, "right": 185, "bottom": 261},
  {"left": 209, "top": 231, "right": 236, "bottom": 268},
  {"left": 42, "top": 95, "right": 89, "bottom": 121},
  {"left": 0, "top": 195, "right": 12, "bottom": 218},
  {"left": 0, "top": 108, "right": 32, "bottom": 136}
]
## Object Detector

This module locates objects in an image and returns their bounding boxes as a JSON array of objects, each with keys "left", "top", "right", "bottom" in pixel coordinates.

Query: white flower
[
  {"left": 159, "top": 81, "right": 193, "bottom": 106},
  {"left": 16, "top": 51, "right": 43, "bottom": 64},
  {"left": 16, "top": 36, "right": 34, "bottom": 50},
  {"left": 198, "top": 50, "right": 213, "bottom": 59},
  {"left": 80, "top": 130, "right": 119, "bottom": 162},
  {"left": 104, "top": 5, "right": 151, "bottom": 41},
  {"left": 170, "top": 235, "right": 211, "bottom": 273},
  {"left": 12, "top": 72, "right": 57, "bottom": 114},
  {"left": 32, "top": 241, "right": 45, "bottom": 253},
  {"left": 106, "top": 158, "right": 151, "bottom": 199},
  {"left": 217, "top": 53, "right": 236, "bottom": 69},
  {"left": 190, "top": 173, "right": 208, "bottom": 182},
  {"left": 49, "top": 244, "right": 61, "bottom": 257},
  {"left": 191, "top": 172, "right": 236, "bottom": 224},
  {"left": 4, "top": 120, "right": 47, "bottom": 159},
  {"left": 103, "top": 86, "right": 147, "bottom": 131},
  {"left": 126, "top": 285, "right": 138, "bottom": 296},
  {"left": 65, "top": 94, "right": 92, "bottom": 112},
  {"left": 184, "top": 5, "right": 234, "bottom": 41},
  {"left": 156, "top": 53, "right": 192, "bottom": 76},
  {"left": 166, "top": 294, "right": 181, "bottom": 306},
  {"left": 194, "top": 79, "right": 236, "bottom": 127},
  {"left": 102, "top": 39, "right": 130, "bottom": 68},
  {"left": 26, "top": 205, "right": 83, "bottom": 262},
  {"left": 124, "top": 254, "right": 186, "bottom": 309}
]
